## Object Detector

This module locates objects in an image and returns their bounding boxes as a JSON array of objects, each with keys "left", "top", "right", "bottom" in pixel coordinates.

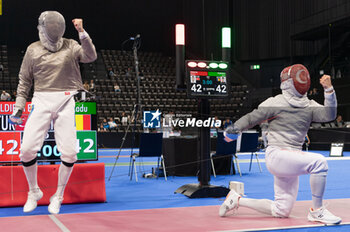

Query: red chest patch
[{"left": 65, "top": 92, "right": 70, "bottom": 95}]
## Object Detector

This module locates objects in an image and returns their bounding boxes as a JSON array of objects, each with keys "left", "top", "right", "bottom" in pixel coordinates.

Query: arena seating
[
  {"left": 0, "top": 45, "right": 15, "bottom": 94},
  {"left": 98, "top": 49, "right": 250, "bottom": 132},
  {"left": 0, "top": 47, "right": 251, "bottom": 132}
]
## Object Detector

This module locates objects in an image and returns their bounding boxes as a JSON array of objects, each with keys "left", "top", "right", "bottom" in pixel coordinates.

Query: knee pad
[
  {"left": 272, "top": 202, "right": 293, "bottom": 218},
  {"left": 20, "top": 146, "right": 40, "bottom": 163},
  {"left": 62, "top": 160, "right": 75, "bottom": 167},
  {"left": 312, "top": 157, "right": 328, "bottom": 174},
  {"left": 272, "top": 195, "right": 296, "bottom": 218},
  {"left": 312, "top": 171, "right": 327, "bottom": 177},
  {"left": 22, "top": 157, "right": 37, "bottom": 167},
  {"left": 60, "top": 153, "right": 77, "bottom": 164}
]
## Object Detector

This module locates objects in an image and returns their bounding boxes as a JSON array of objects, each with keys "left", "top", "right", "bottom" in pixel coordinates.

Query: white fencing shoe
[
  {"left": 308, "top": 206, "right": 342, "bottom": 224},
  {"left": 48, "top": 195, "right": 64, "bottom": 214},
  {"left": 219, "top": 189, "right": 240, "bottom": 217},
  {"left": 23, "top": 189, "right": 43, "bottom": 213}
]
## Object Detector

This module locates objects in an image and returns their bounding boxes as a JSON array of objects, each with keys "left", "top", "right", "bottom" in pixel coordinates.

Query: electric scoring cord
[
  {"left": 11, "top": 125, "right": 15, "bottom": 200},
  {"left": 0, "top": 152, "right": 237, "bottom": 197}
]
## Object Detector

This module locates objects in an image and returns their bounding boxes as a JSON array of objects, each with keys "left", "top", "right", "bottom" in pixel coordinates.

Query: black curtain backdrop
[
  {"left": 0, "top": 0, "right": 344, "bottom": 61},
  {"left": 0, "top": 0, "right": 229, "bottom": 59}
]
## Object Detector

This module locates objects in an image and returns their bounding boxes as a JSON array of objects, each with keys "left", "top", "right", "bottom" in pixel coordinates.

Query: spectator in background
[
  {"left": 102, "top": 118, "right": 110, "bottom": 131},
  {"left": 335, "top": 115, "right": 344, "bottom": 128},
  {"left": 308, "top": 89, "right": 314, "bottom": 97},
  {"left": 213, "top": 116, "right": 221, "bottom": 130},
  {"left": 83, "top": 81, "right": 90, "bottom": 91},
  {"left": 1, "top": 90, "right": 11, "bottom": 101},
  {"left": 108, "top": 117, "right": 118, "bottom": 130},
  {"left": 260, "top": 120, "right": 269, "bottom": 149},
  {"left": 98, "top": 123, "right": 107, "bottom": 132},
  {"left": 108, "top": 67, "right": 116, "bottom": 79},
  {"left": 0, "top": 64, "right": 3, "bottom": 71},
  {"left": 125, "top": 67, "right": 132, "bottom": 77},
  {"left": 308, "top": 87, "right": 319, "bottom": 97},
  {"left": 121, "top": 112, "right": 129, "bottom": 126},
  {"left": 138, "top": 69, "right": 145, "bottom": 80},
  {"left": 114, "top": 83, "right": 121, "bottom": 93},
  {"left": 223, "top": 118, "right": 232, "bottom": 129},
  {"left": 89, "top": 79, "right": 95, "bottom": 92},
  {"left": 11, "top": 91, "right": 17, "bottom": 101}
]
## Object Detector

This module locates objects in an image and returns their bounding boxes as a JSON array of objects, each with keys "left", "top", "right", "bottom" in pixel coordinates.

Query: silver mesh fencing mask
[{"left": 37, "top": 11, "right": 66, "bottom": 52}]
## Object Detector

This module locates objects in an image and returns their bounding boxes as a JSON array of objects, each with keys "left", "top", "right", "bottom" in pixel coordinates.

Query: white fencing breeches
[
  {"left": 265, "top": 146, "right": 328, "bottom": 217},
  {"left": 20, "top": 91, "right": 78, "bottom": 163}
]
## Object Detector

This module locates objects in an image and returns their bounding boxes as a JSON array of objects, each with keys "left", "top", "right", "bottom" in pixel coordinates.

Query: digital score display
[
  {"left": 186, "top": 60, "right": 229, "bottom": 98},
  {"left": 0, "top": 101, "right": 98, "bottom": 163}
]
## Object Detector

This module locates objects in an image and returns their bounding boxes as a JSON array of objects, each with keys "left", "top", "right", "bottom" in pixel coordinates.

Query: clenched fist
[
  {"left": 72, "top": 19, "right": 84, "bottom": 32},
  {"left": 320, "top": 75, "right": 332, "bottom": 89}
]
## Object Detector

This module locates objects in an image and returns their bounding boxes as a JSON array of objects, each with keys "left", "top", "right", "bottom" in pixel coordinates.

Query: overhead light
[
  {"left": 175, "top": 24, "right": 185, "bottom": 45},
  {"left": 222, "top": 27, "right": 231, "bottom": 48},
  {"left": 198, "top": 62, "right": 207, "bottom": 68},
  {"left": 219, "top": 63, "right": 228, "bottom": 69},
  {"left": 209, "top": 63, "right": 219, "bottom": 68},
  {"left": 188, "top": 62, "right": 197, "bottom": 68}
]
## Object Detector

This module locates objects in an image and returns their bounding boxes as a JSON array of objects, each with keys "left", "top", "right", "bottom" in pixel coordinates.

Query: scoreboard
[
  {"left": 0, "top": 101, "right": 98, "bottom": 163},
  {"left": 186, "top": 60, "right": 229, "bottom": 98}
]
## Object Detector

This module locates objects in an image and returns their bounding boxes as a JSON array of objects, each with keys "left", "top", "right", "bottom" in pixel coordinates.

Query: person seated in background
[
  {"left": 1, "top": 90, "right": 11, "bottom": 101},
  {"left": 108, "top": 117, "right": 117, "bottom": 130},
  {"left": 102, "top": 118, "right": 110, "bottom": 131},
  {"left": 114, "top": 83, "right": 121, "bottom": 93},
  {"left": 89, "top": 79, "right": 95, "bottom": 92},
  {"left": 98, "top": 123, "right": 108, "bottom": 132},
  {"left": 223, "top": 118, "right": 232, "bottom": 129},
  {"left": 213, "top": 116, "right": 221, "bottom": 130},
  {"left": 125, "top": 67, "right": 132, "bottom": 77},
  {"left": 138, "top": 69, "right": 145, "bottom": 80},
  {"left": 305, "top": 134, "right": 310, "bottom": 151},
  {"left": 83, "top": 81, "right": 90, "bottom": 91},
  {"left": 108, "top": 67, "right": 116, "bottom": 79},
  {"left": 335, "top": 115, "right": 344, "bottom": 127},
  {"left": 121, "top": 112, "right": 129, "bottom": 126},
  {"left": 260, "top": 120, "right": 268, "bottom": 149},
  {"left": 11, "top": 91, "right": 17, "bottom": 101}
]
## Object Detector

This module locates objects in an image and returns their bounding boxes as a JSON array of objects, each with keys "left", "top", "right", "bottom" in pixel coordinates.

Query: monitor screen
[{"left": 186, "top": 60, "right": 229, "bottom": 98}]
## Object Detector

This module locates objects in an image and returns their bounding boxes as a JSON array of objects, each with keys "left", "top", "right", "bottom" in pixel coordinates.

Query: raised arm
[
  {"left": 72, "top": 19, "right": 97, "bottom": 63},
  {"left": 312, "top": 75, "right": 337, "bottom": 122}
]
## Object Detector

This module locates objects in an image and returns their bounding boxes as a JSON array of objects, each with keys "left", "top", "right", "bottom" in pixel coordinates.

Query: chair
[
  {"left": 210, "top": 132, "right": 242, "bottom": 177},
  {"left": 236, "top": 131, "right": 262, "bottom": 172},
  {"left": 130, "top": 133, "right": 167, "bottom": 182}
]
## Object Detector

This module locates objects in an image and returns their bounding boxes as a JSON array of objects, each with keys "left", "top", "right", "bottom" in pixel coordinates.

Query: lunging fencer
[
  {"left": 10, "top": 11, "right": 97, "bottom": 214},
  {"left": 220, "top": 64, "right": 341, "bottom": 224}
]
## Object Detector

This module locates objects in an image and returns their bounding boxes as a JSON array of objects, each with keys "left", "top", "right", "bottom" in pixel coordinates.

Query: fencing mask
[
  {"left": 37, "top": 11, "right": 66, "bottom": 52},
  {"left": 280, "top": 64, "right": 311, "bottom": 108},
  {"left": 280, "top": 64, "right": 311, "bottom": 96}
]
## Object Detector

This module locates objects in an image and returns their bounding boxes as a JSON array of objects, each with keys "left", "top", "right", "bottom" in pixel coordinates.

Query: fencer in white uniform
[
  {"left": 10, "top": 11, "right": 97, "bottom": 214},
  {"left": 220, "top": 64, "right": 341, "bottom": 224}
]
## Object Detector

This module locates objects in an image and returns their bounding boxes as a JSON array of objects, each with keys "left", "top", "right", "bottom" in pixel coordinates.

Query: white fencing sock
[
  {"left": 23, "top": 162, "right": 39, "bottom": 192},
  {"left": 239, "top": 198, "right": 273, "bottom": 215},
  {"left": 55, "top": 163, "right": 73, "bottom": 197},
  {"left": 310, "top": 172, "right": 327, "bottom": 209}
]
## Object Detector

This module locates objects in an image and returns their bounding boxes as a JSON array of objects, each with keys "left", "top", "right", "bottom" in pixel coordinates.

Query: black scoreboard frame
[{"left": 186, "top": 60, "right": 230, "bottom": 99}]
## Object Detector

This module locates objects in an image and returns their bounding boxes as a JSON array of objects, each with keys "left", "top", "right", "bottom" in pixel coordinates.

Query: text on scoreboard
[{"left": 0, "top": 101, "right": 97, "bottom": 162}]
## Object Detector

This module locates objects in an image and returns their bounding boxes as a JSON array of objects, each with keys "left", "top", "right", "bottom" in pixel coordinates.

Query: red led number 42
[{"left": 0, "top": 132, "right": 21, "bottom": 162}]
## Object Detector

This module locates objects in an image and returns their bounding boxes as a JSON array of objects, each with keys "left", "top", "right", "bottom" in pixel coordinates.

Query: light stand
[
  {"left": 108, "top": 35, "right": 142, "bottom": 181},
  {"left": 129, "top": 35, "right": 143, "bottom": 180}
]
